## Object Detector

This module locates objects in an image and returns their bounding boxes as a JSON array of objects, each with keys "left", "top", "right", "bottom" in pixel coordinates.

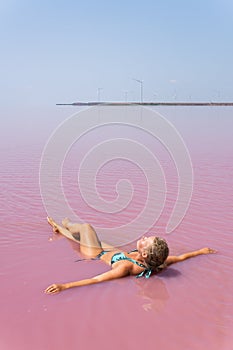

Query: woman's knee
[{"left": 82, "top": 223, "right": 94, "bottom": 231}]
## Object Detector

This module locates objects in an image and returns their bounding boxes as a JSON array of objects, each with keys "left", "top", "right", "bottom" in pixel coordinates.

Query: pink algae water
[{"left": 1, "top": 107, "right": 233, "bottom": 350}]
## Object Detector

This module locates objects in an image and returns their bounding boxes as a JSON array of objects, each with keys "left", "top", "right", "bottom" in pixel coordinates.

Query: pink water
[{"left": 1, "top": 107, "right": 233, "bottom": 350}]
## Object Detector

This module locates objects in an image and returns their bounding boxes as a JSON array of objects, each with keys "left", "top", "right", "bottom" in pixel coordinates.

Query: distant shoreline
[{"left": 56, "top": 102, "right": 233, "bottom": 106}]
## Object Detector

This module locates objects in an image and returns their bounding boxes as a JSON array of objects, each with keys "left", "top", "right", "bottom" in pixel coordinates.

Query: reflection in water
[
  {"left": 135, "top": 268, "right": 180, "bottom": 313},
  {"left": 49, "top": 230, "right": 81, "bottom": 255},
  {"left": 137, "top": 278, "right": 169, "bottom": 313}
]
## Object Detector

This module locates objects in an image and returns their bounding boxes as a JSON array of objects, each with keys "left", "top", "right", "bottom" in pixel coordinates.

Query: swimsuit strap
[
  {"left": 111, "top": 252, "right": 153, "bottom": 278},
  {"left": 126, "top": 255, "right": 152, "bottom": 278},
  {"left": 128, "top": 249, "right": 153, "bottom": 278},
  {"left": 124, "top": 255, "right": 146, "bottom": 268},
  {"left": 136, "top": 268, "right": 152, "bottom": 279}
]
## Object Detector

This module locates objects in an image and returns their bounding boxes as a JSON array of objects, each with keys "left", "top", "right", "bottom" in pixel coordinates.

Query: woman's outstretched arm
[
  {"left": 44, "top": 264, "right": 130, "bottom": 295},
  {"left": 165, "top": 247, "right": 217, "bottom": 266}
]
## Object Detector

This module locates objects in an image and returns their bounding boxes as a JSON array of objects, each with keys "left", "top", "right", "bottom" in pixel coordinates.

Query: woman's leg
[
  {"left": 62, "top": 218, "right": 115, "bottom": 251},
  {"left": 47, "top": 217, "right": 103, "bottom": 257}
]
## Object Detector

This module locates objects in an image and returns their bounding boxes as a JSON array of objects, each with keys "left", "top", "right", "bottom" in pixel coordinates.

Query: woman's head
[{"left": 137, "top": 236, "right": 169, "bottom": 271}]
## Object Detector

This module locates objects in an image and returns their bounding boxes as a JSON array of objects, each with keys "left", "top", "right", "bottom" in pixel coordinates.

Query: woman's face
[{"left": 137, "top": 236, "right": 155, "bottom": 253}]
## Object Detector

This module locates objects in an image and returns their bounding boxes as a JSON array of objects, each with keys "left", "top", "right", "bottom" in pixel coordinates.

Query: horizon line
[{"left": 56, "top": 101, "right": 233, "bottom": 106}]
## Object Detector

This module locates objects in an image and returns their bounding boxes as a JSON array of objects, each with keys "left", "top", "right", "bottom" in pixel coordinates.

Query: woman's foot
[{"left": 47, "top": 217, "right": 60, "bottom": 233}]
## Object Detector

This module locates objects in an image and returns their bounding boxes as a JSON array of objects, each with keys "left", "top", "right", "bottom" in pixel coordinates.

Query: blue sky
[{"left": 1, "top": 0, "right": 233, "bottom": 111}]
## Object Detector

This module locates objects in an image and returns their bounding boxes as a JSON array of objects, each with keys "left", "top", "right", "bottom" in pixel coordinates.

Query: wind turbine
[{"left": 132, "top": 78, "right": 143, "bottom": 103}]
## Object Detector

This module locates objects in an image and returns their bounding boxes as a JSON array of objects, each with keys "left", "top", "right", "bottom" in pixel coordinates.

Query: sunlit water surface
[{"left": 1, "top": 107, "right": 233, "bottom": 350}]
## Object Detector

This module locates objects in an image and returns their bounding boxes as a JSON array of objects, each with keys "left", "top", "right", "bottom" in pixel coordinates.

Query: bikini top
[
  {"left": 75, "top": 249, "right": 153, "bottom": 278},
  {"left": 111, "top": 250, "right": 153, "bottom": 279}
]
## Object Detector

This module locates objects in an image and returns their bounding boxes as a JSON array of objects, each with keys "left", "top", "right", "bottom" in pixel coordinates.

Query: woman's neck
[{"left": 130, "top": 250, "right": 146, "bottom": 264}]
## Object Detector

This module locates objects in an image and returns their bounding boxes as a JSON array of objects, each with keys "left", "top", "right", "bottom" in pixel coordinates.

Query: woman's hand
[
  {"left": 199, "top": 247, "right": 217, "bottom": 255},
  {"left": 44, "top": 283, "right": 66, "bottom": 294}
]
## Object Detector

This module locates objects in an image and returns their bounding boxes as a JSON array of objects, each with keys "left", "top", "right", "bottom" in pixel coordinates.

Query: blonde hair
[{"left": 144, "top": 237, "right": 169, "bottom": 272}]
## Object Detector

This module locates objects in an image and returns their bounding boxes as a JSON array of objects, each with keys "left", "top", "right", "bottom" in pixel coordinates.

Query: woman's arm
[
  {"left": 165, "top": 247, "right": 217, "bottom": 266},
  {"left": 44, "top": 264, "right": 130, "bottom": 295}
]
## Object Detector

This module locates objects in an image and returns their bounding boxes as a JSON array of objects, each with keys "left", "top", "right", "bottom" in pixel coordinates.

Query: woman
[{"left": 45, "top": 217, "right": 216, "bottom": 294}]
